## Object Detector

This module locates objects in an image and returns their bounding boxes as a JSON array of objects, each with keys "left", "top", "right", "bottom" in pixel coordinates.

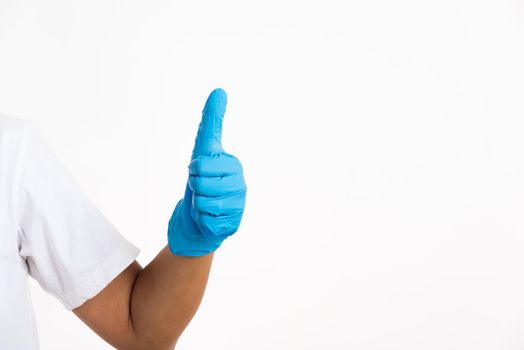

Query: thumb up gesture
[{"left": 168, "top": 88, "right": 247, "bottom": 256}]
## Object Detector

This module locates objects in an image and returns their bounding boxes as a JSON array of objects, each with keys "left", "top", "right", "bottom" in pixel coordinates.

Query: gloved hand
[{"left": 167, "top": 88, "right": 247, "bottom": 256}]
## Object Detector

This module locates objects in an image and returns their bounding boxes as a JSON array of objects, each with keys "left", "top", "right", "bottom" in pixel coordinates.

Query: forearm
[{"left": 130, "top": 246, "right": 214, "bottom": 349}]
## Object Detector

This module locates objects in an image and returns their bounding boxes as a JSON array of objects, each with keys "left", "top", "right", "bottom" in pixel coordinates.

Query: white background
[{"left": 1, "top": 0, "right": 524, "bottom": 349}]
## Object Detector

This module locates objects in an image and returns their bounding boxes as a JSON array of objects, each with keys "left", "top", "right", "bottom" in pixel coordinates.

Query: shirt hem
[{"left": 57, "top": 239, "right": 140, "bottom": 310}]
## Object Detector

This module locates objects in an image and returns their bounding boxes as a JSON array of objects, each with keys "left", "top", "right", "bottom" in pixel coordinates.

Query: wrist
[{"left": 167, "top": 198, "right": 224, "bottom": 257}]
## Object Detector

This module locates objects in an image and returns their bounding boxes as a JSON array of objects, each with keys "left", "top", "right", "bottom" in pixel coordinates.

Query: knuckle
[{"left": 195, "top": 157, "right": 206, "bottom": 174}]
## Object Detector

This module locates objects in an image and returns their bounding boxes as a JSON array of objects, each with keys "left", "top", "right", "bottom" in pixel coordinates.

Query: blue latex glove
[{"left": 167, "top": 88, "right": 246, "bottom": 256}]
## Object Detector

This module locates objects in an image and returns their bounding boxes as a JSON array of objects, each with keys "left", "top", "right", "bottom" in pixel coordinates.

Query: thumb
[{"left": 191, "top": 88, "right": 227, "bottom": 159}]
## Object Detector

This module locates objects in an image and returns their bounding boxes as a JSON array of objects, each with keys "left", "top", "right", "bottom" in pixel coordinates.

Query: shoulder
[
  {"left": 0, "top": 114, "right": 41, "bottom": 179},
  {"left": 0, "top": 114, "right": 36, "bottom": 142}
]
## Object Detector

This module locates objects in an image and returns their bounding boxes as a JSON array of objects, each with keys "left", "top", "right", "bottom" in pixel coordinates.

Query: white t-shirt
[{"left": 0, "top": 115, "right": 140, "bottom": 349}]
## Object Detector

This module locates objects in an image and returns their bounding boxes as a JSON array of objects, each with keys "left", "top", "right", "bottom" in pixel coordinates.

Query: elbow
[{"left": 120, "top": 331, "right": 179, "bottom": 350}]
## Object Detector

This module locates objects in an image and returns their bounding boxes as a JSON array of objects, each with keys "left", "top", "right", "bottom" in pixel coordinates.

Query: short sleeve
[{"left": 16, "top": 122, "right": 140, "bottom": 310}]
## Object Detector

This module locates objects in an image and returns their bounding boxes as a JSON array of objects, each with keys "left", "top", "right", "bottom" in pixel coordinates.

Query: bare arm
[{"left": 73, "top": 247, "right": 214, "bottom": 349}]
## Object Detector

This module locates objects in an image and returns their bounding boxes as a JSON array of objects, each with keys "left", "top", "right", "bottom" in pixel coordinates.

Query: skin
[{"left": 73, "top": 247, "right": 214, "bottom": 350}]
